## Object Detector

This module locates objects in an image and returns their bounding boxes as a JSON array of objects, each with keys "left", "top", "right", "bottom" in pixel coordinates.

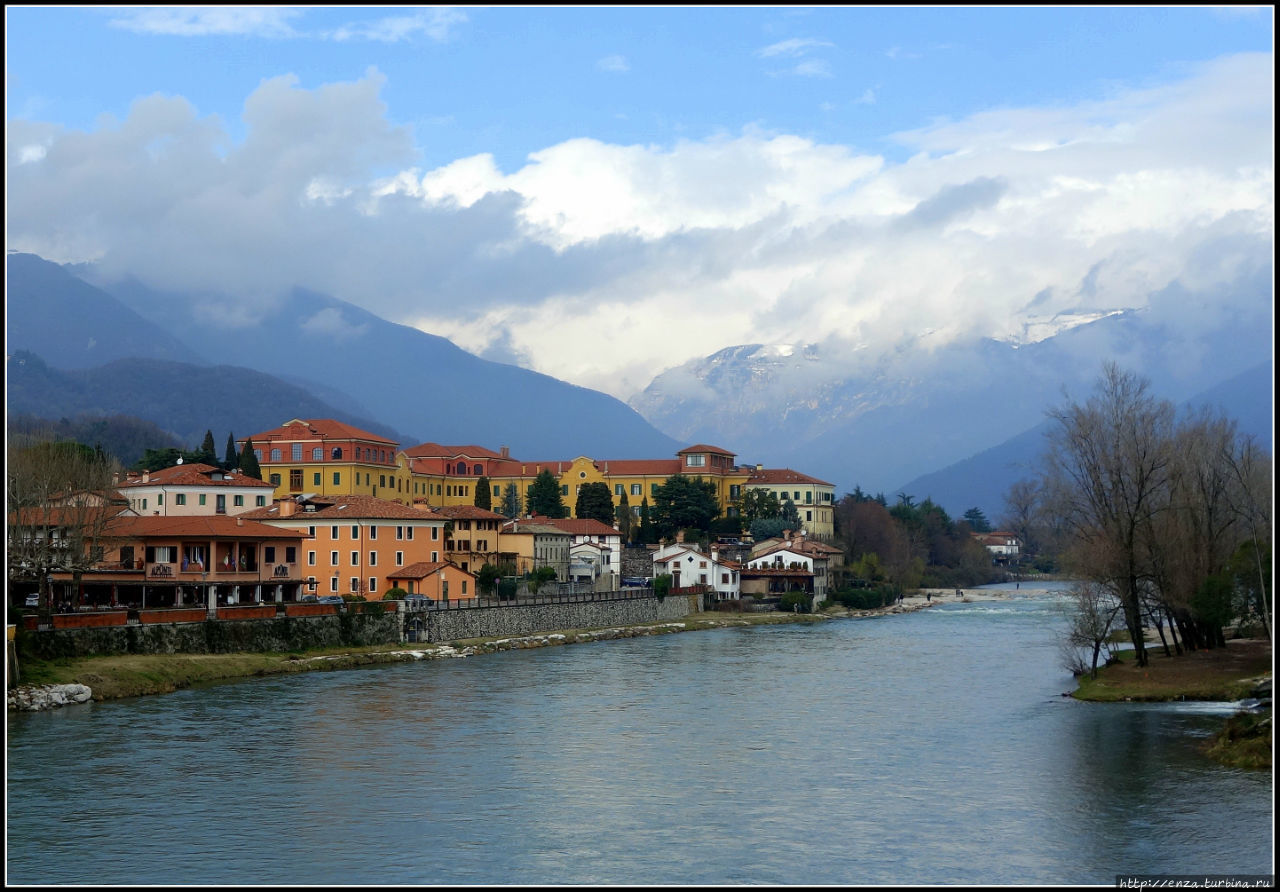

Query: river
[{"left": 6, "top": 583, "right": 1273, "bottom": 884}]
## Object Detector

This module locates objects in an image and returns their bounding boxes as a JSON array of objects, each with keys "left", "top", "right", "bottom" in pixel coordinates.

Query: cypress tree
[
  {"left": 224, "top": 432, "right": 238, "bottom": 470},
  {"left": 239, "top": 441, "right": 262, "bottom": 480},
  {"left": 474, "top": 475, "right": 493, "bottom": 510},
  {"left": 199, "top": 430, "right": 217, "bottom": 465}
]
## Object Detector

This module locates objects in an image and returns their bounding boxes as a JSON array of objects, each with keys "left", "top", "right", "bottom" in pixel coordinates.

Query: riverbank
[
  {"left": 7, "top": 611, "right": 826, "bottom": 710},
  {"left": 10, "top": 587, "right": 1042, "bottom": 711}
]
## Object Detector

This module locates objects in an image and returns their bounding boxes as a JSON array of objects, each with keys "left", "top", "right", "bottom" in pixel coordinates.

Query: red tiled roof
[
  {"left": 527, "top": 517, "right": 619, "bottom": 537},
  {"left": 431, "top": 505, "right": 508, "bottom": 520},
  {"left": 241, "top": 495, "right": 443, "bottom": 522},
  {"left": 678, "top": 444, "right": 736, "bottom": 456},
  {"left": 388, "top": 561, "right": 474, "bottom": 579},
  {"left": 118, "top": 463, "right": 275, "bottom": 489},
  {"left": 747, "top": 468, "right": 835, "bottom": 487},
  {"left": 10, "top": 505, "right": 129, "bottom": 527},
  {"left": 100, "top": 514, "right": 305, "bottom": 540},
  {"left": 402, "top": 443, "right": 507, "bottom": 460},
  {"left": 242, "top": 418, "right": 398, "bottom": 445}
]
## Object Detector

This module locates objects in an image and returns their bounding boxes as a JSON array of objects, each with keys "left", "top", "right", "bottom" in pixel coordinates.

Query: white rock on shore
[{"left": 8, "top": 683, "right": 93, "bottom": 712}]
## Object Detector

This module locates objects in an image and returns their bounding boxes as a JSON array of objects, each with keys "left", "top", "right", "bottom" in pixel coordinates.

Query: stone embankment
[{"left": 9, "top": 684, "right": 93, "bottom": 712}]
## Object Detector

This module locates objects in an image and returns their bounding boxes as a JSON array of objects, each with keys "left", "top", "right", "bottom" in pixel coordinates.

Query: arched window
[
  {"left": 332, "top": 447, "right": 342, "bottom": 460},
  {"left": 270, "top": 448, "right": 281, "bottom": 462}
]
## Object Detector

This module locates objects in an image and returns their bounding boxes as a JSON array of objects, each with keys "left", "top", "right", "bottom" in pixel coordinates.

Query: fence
[{"left": 414, "top": 584, "right": 694, "bottom": 611}]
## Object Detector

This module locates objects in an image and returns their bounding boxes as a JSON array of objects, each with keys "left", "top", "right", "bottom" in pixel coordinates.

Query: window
[
  {"left": 369, "top": 526, "right": 377, "bottom": 540},
  {"left": 148, "top": 545, "right": 175, "bottom": 563},
  {"left": 176, "top": 493, "right": 187, "bottom": 506},
  {"left": 396, "top": 526, "right": 404, "bottom": 540},
  {"left": 442, "top": 580, "right": 449, "bottom": 598},
  {"left": 264, "top": 547, "right": 276, "bottom": 563},
  {"left": 142, "top": 498, "right": 147, "bottom": 510},
  {"left": 806, "top": 511, "right": 812, "bottom": 522},
  {"left": 255, "top": 496, "right": 266, "bottom": 506},
  {"left": 396, "top": 551, "right": 404, "bottom": 566},
  {"left": 271, "top": 448, "right": 282, "bottom": 462},
  {"left": 351, "top": 551, "right": 359, "bottom": 565},
  {"left": 631, "top": 484, "right": 641, "bottom": 496},
  {"left": 233, "top": 495, "right": 244, "bottom": 507},
  {"left": 350, "top": 577, "right": 360, "bottom": 593},
  {"left": 289, "top": 470, "right": 303, "bottom": 491},
  {"left": 199, "top": 494, "right": 207, "bottom": 506},
  {"left": 473, "top": 464, "right": 482, "bottom": 475},
  {"left": 330, "top": 526, "right": 339, "bottom": 539},
  {"left": 254, "top": 449, "right": 263, "bottom": 462},
  {"left": 494, "top": 485, "right": 500, "bottom": 496},
  {"left": 312, "top": 447, "right": 323, "bottom": 461},
  {"left": 157, "top": 494, "right": 164, "bottom": 505},
  {"left": 313, "top": 472, "right": 320, "bottom": 486},
  {"left": 805, "top": 491, "right": 812, "bottom": 504},
  {"left": 285, "top": 547, "right": 295, "bottom": 563},
  {"left": 431, "top": 528, "right": 438, "bottom": 540},
  {"left": 308, "top": 551, "right": 316, "bottom": 566},
  {"left": 292, "top": 444, "right": 303, "bottom": 461},
  {"left": 351, "top": 525, "right": 359, "bottom": 539},
  {"left": 216, "top": 494, "right": 226, "bottom": 514},
  {"left": 560, "top": 485, "right": 568, "bottom": 496},
  {"left": 686, "top": 454, "right": 705, "bottom": 467},
  {"left": 332, "top": 447, "right": 342, "bottom": 460},
  {"left": 729, "top": 485, "right": 741, "bottom": 499},
  {"left": 432, "top": 552, "right": 439, "bottom": 562},
  {"left": 330, "top": 577, "right": 339, "bottom": 593},
  {"left": 461, "top": 580, "right": 467, "bottom": 595},
  {"left": 330, "top": 551, "right": 339, "bottom": 566},
  {"left": 333, "top": 472, "right": 340, "bottom": 486},
  {"left": 721, "top": 572, "right": 729, "bottom": 584},
  {"left": 308, "top": 526, "right": 315, "bottom": 537},
  {"left": 369, "top": 552, "right": 377, "bottom": 567},
  {"left": 407, "top": 528, "right": 414, "bottom": 540},
  {"left": 370, "top": 577, "right": 377, "bottom": 593},
  {"left": 380, "top": 475, "right": 386, "bottom": 488},
  {"left": 651, "top": 483, "right": 659, "bottom": 495},
  {"left": 270, "top": 473, "right": 282, "bottom": 486}
]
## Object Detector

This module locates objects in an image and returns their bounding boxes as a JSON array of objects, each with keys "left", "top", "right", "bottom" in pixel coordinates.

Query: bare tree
[
  {"left": 1059, "top": 579, "right": 1124, "bottom": 678},
  {"left": 1041, "top": 364, "right": 1175, "bottom": 667},
  {"left": 7, "top": 431, "right": 123, "bottom": 615}
]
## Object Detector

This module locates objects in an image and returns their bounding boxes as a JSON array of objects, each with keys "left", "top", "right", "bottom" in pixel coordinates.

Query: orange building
[
  {"left": 243, "top": 494, "right": 448, "bottom": 599},
  {"left": 386, "top": 562, "right": 478, "bottom": 603}
]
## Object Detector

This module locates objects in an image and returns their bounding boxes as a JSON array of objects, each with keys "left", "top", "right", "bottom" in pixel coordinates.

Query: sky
[{"left": 5, "top": 6, "right": 1275, "bottom": 400}]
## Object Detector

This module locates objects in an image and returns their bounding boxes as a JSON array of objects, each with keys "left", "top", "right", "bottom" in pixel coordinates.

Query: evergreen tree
[
  {"left": 527, "top": 469, "right": 568, "bottom": 518},
  {"left": 653, "top": 474, "right": 719, "bottom": 539},
  {"left": 199, "top": 430, "right": 217, "bottom": 465},
  {"left": 616, "top": 492, "right": 633, "bottom": 543},
  {"left": 780, "top": 495, "right": 801, "bottom": 529},
  {"left": 474, "top": 476, "right": 493, "bottom": 510},
  {"left": 239, "top": 441, "right": 262, "bottom": 480},
  {"left": 962, "top": 507, "right": 992, "bottom": 532},
  {"left": 224, "top": 432, "right": 238, "bottom": 470},
  {"left": 575, "top": 481, "right": 615, "bottom": 525},
  {"left": 639, "top": 497, "right": 654, "bottom": 542},
  {"left": 501, "top": 482, "right": 523, "bottom": 518}
]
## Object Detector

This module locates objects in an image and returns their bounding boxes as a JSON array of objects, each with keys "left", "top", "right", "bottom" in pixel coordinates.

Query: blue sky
[{"left": 5, "top": 6, "right": 1275, "bottom": 397}]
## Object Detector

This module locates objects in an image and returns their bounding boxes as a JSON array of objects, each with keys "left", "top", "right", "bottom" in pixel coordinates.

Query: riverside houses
[
  {"left": 242, "top": 494, "right": 447, "bottom": 600},
  {"left": 425, "top": 504, "right": 509, "bottom": 574},
  {"left": 386, "top": 562, "right": 478, "bottom": 604},
  {"left": 45, "top": 513, "right": 308, "bottom": 609},
  {"left": 743, "top": 532, "right": 843, "bottom": 604},
  {"left": 116, "top": 462, "right": 275, "bottom": 516}
]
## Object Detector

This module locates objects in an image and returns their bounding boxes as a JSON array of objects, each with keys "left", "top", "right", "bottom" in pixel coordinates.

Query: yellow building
[{"left": 239, "top": 419, "right": 411, "bottom": 505}]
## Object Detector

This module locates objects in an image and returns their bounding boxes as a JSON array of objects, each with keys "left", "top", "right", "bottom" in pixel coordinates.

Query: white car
[{"left": 24, "top": 594, "right": 40, "bottom": 607}]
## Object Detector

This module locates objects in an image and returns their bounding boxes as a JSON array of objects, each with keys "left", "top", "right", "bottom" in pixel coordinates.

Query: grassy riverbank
[
  {"left": 11, "top": 611, "right": 824, "bottom": 703},
  {"left": 1072, "top": 637, "right": 1272, "bottom": 770}
]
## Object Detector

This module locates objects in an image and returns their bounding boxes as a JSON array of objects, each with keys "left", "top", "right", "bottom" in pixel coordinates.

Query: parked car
[
  {"left": 404, "top": 593, "right": 434, "bottom": 608},
  {"left": 317, "top": 595, "right": 345, "bottom": 605},
  {"left": 300, "top": 594, "right": 319, "bottom": 603},
  {"left": 24, "top": 594, "right": 40, "bottom": 607}
]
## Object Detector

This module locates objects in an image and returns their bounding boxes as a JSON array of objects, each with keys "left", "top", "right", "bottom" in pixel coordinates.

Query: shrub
[
  {"left": 382, "top": 587, "right": 409, "bottom": 601},
  {"left": 652, "top": 574, "right": 672, "bottom": 602},
  {"left": 778, "top": 590, "right": 812, "bottom": 614}
]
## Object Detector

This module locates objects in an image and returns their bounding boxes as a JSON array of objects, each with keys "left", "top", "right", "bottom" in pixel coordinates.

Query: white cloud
[
  {"left": 108, "top": 7, "right": 304, "bottom": 38},
  {"left": 757, "top": 38, "right": 834, "bottom": 59},
  {"left": 5, "top": 54, "right": 1272, "bottom": 400},
  {"left": 326, "top": 8, "right": 467, "bottom": 43},
  {"left": 792, "top": 59, "right": 833, "bottom": 78},
  {"left": 598, "top": 54, "right": 630, "bottom": 72}
]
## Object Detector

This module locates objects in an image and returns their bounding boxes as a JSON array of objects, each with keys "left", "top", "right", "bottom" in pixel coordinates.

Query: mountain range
[{"left": 6, "top": 251, "right": 1272, "bottom": 521}]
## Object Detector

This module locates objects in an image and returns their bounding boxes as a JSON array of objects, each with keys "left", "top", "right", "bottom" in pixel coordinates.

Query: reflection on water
[{"left": 7, "top": 586, "right": 1271, "bottom": 884}]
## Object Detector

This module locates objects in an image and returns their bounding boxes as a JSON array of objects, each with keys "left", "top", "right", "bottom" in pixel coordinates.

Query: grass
[
  {"left": 1072, "top": 638, "right": 1271, "bottom": 702},
  {"left": 12, "top": 612, "right": 826, "bottom": 703}
]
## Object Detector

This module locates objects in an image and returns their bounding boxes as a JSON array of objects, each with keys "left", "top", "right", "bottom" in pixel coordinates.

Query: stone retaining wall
[{"left": 422, "top": 593, "right": 698, "bottom": 642}]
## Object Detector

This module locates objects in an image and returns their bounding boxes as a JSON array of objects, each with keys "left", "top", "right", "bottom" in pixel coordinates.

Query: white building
[{"left": 116, "top": 463, "right": 275, "bottom": 517}]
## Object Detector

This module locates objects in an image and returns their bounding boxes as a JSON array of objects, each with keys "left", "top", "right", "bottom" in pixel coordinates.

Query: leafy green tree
[
  {"left": 238, "top": 441, "right": 262, "bottom": 480},
  {"left": 501, "top": 482, "right": 523, "bottom": 518},
  {"left": 750, "top": 516, "right": 790, "bottom": 541},
  {"left": 223, "top": 432, "right": 238, "bottom": 470},
  {"left": 474, "top": 476, "right": 493, "bottom": 510},
  {"left": 653, "top": 475, "right": 719, "bottom": 538},
  {"left": 652, "top": 573, "right": 673, "bottom": 602},
  {"left": 527, "top": 469, "right": 568, "bottom": 518},
  {"left": 476, "top": 562, "right": 501, "bottom": 596},
  {"left": 738, "top": 488, "right": 781, "bottom": 521},
  {"left": 575, "top": 481, "right": 615, "bottom": 525},
  {"left": 962, "top": 507, "right": 992, "bottom": 532},
  {"left": 526, "top": 565, "right": 558, "bottom": 594},
  {"left": 780, "top": 495, "right": 801, "bottom": 529}
]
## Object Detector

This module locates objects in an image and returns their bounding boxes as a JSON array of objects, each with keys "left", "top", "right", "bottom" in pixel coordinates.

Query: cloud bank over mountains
[{"left": 7, "top": 52, "right": 1272, "bottom": 399}]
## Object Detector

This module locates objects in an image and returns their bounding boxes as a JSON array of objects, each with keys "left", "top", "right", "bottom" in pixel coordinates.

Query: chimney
[
  {"left": 279, "top": 498, "right": 296, "bottom": 517},
  {"left": 676, "top": 530, "right": 685, "bottom": 544},
  {"left": 501, "top": 445, "right": 510, "bottom": 459},
  {"left": 236, "top": 517, "right": 243, "bottom": 526},
  {"left": 112, "top": 472, "right": 120, "bottom": 486},
  {"left": 142, "top": 470, "right": 150, "bottom": 484}
]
